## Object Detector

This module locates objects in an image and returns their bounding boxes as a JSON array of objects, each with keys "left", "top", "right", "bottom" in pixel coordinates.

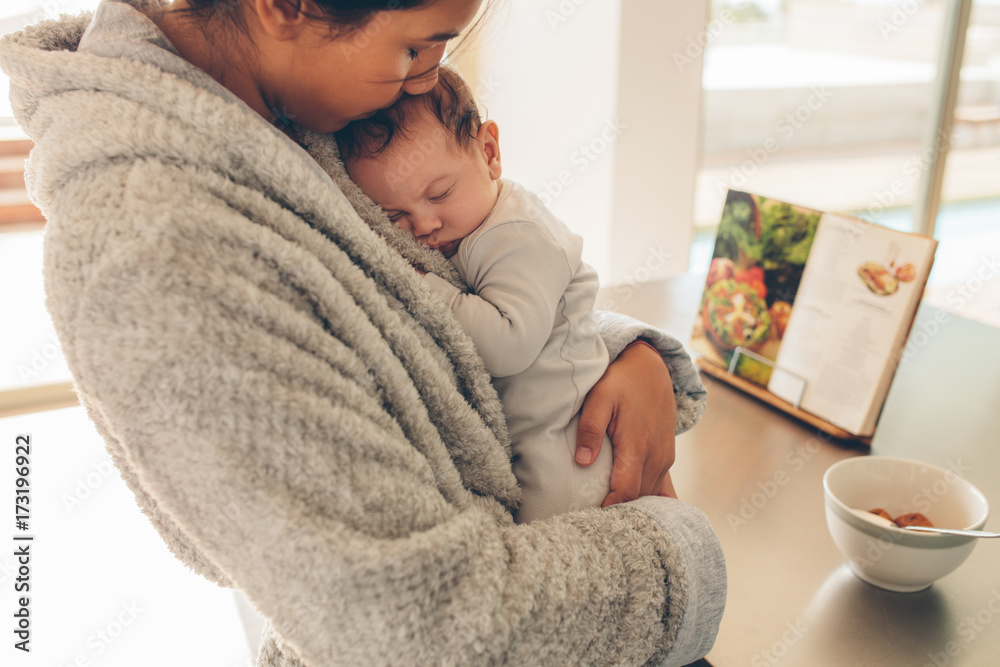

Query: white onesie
[{"left": 422, "top": 179, "right": 613, "bottom": 523}]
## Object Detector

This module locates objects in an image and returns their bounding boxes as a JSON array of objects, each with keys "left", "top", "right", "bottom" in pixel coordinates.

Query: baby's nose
[{"left": 412, "top": 215, "right": 442, "bottom": 237}]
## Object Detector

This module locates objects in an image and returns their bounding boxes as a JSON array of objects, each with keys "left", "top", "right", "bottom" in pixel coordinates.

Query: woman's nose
[
  {"left": 402, "top": 45, "right": 445, "bottom": 96},
  {"left": 402, "top": 67, "right": 440, "bottom": 96}
]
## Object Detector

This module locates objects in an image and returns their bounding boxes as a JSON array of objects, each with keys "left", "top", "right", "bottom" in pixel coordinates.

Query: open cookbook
[{"left": 691, "top": 189, "right": 938, "bottom": 441}]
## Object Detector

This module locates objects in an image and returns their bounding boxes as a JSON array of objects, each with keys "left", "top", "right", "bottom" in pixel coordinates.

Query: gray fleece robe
[{"left": 0, "top": 1, "right": 724, "bottom": 665}]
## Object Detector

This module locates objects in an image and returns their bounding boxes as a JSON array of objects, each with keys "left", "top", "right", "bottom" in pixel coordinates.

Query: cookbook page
[
  {"left": 691, "top": 190, "right": 822, "bottom": 386},
  {"left": 768, "top": 213, "right": 935, "bottom": 435}
]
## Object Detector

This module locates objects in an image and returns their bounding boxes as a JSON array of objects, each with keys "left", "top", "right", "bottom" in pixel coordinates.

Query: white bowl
[{"left": 823, "top": 456, "right": 989, "bottom": 593}]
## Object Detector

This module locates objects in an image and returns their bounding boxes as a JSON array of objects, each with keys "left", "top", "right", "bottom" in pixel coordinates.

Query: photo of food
[
  {"left": 857, "top": 259, "right": 917, "bottom": 296},
  {"left": 702, "top": 279, "right": 772, "bottom": 350},
  {"left": 857, "top": 261, "right": 899, "bottom": 296},
  {"left": 691, "top": 190, "right": 822, "bottom": 385},
  {"left": 895, "top": 262, "right": 917, "bottom": 282}
]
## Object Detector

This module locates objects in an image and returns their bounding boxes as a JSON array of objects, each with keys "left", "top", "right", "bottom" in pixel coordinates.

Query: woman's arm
[
  {"left": 581, "top": 312, "right": 708, "bottom": 506},
  {"left": 59, "top": 191, "right": 722, "bottom": 666}
]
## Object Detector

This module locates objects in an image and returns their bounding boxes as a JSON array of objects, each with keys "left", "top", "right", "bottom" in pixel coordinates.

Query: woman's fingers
[
  {"left": 575, "top": 388, "right": 613, "bottom": 466},
  {"left": 601, "top": 448, "right": 645, "bottom": 507},
  {"left": 655, "top": 470, "right": 678, "bottom": 499},
  {"left": 582, "top": 340, "right": 677, "bottom": 507}
]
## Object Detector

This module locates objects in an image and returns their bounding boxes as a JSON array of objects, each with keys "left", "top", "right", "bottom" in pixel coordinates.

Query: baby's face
[{"left": 346, "top": 106, "right": 502, "bottom": 258}]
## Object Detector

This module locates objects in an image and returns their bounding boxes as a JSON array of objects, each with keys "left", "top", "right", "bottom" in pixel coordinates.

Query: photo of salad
[
  {"left": 702, "top": 278, "right": 772, "bottom": 350},
  {"left": 691, "top": 189, "right": 822, "bottom": 386}
]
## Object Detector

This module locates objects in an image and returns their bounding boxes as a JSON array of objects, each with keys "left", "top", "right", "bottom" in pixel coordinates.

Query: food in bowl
[
  {"left": 823, "top": 456, "right": 989, "bottom": 592},
  {"left": 894, "top": 512, "right": 934, "bottom": 528},
  {"left": 868, "top": 508, "right": 894, "bottom": 523},
  {"left": 867, "top": 508, "right": 934, "bottom": 528}
]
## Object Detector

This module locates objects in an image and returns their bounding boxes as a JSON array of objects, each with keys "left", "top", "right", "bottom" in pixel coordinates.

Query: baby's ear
[
  {"left": 254, "top": 0, "right": 309, "bottom": 40},
  {"left": 478, "top": 120, "right": 502, "bottom": 180}
]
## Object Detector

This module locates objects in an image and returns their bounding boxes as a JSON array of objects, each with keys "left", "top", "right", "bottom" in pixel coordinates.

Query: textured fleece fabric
[
  {"left": 0, "top": 2, "right": 723, "bottom": 665},
  {"left": 424, "top": 179, "right": 615, "bottom": 523}
]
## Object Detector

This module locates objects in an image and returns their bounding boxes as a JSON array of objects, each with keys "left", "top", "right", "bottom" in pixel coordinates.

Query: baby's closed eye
[{"left": 429, "top": 187, "right": 452, "bottom": 202}]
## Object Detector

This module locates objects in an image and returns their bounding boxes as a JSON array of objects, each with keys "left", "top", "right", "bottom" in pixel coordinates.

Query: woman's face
[{"left": 259, "top": 0, "right": 483, "bottom": 133}]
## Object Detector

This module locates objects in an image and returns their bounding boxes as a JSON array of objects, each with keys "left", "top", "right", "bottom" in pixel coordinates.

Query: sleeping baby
[{"left": 336, "top": 65, "right": 673, "bottom": 522}]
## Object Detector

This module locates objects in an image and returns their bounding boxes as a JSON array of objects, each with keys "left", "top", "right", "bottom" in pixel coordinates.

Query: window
[
  {"left": 694, "top": 0, "right": 1000, "bottom": 328},
  {"left": 1, "top": 1, "right": 94, "bottom": 402},
  {"left": 1, "top": 5, "right": 253, "bottom": 664}
]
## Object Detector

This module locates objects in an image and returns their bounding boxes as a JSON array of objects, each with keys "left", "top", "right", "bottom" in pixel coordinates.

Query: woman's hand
[{"left": 576, "top": 340, "right": 678, "bottom": 507}]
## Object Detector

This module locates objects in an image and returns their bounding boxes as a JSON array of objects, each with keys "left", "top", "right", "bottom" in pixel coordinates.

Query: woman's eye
[{"left": 407, "top": 48, "right": 419, "bottom": 60}]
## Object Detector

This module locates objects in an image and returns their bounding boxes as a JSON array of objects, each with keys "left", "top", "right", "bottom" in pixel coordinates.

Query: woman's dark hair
[
  {"left": 172, "top": 1, "right": 488, "bottom": 79},
  {"left": 182, "top": 0, "right": 435, "bottom": 32},
  {"left": 169, "top": 0, "right": 438, "bottom": 59},
  {"left": 168, "top": 0, "right": 494, "bottom": 129}
]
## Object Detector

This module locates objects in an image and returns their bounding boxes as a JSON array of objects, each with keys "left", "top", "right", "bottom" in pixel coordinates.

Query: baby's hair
[{"left": 335, "top": 64, "right": 482, "bottom": 162}]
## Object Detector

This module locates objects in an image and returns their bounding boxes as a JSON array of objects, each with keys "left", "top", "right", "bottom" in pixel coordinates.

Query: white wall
[
  {"left": 472, "top": 0, "right": 707, "bottom": 287},
  {"left": 607, "top": 0, "right": 708, "bottom": 289},
  {"left": 472, "top": 1, "right": 622, "bottom": 278}
]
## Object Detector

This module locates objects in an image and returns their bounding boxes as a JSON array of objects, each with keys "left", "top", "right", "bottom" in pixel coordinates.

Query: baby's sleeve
[{"left": 421, "top": 221, "right": 573, "bottom": 378}]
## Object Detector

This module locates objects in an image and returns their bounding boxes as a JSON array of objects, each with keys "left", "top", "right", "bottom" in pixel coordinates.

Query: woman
[{"left": 0, "top": 0, "right": 725, "bottom": 664}]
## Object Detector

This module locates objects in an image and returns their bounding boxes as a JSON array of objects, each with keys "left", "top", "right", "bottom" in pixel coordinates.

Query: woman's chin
[
  {"left": 292, "top": 114, "right": 357, "bottom": 134},
  {"left": 313, "top": 111, "right": 379, "bottom": 133}
]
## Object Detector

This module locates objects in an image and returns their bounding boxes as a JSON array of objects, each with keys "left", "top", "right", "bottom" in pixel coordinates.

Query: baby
[{"left": 337, "top": 66, "right": 655, "bottom": 523}]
